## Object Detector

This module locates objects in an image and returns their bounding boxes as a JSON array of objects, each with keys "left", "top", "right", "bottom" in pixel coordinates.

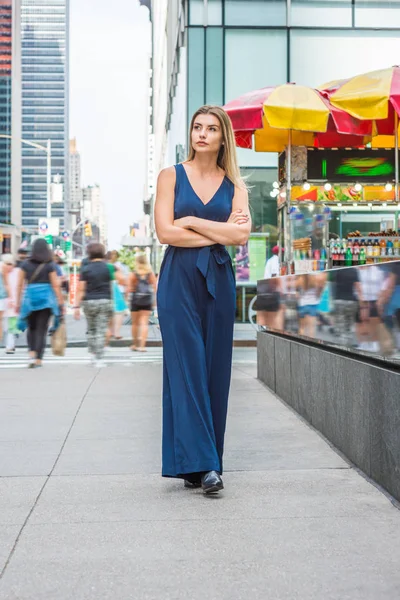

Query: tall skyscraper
[
  {"left": 20, "top": 0, "right": 69, "bottom": 232},
  {"left": 0, "top": 1, "right": 13, "bottom": 225},
  {"left": 69, "top": 137, "right": 81, "bottom": 229},
  {"left": 83, "top": 184, "right": 107, "bottom": 247}
]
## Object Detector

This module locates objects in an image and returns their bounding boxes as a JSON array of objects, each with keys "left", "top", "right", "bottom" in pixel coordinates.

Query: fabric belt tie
[{"left": 196, "top": 244, "right": 231, "bottom": 298}]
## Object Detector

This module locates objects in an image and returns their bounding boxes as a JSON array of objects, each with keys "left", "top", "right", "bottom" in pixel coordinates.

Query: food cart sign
[{"left": 307, "top": 149, "right": 396, "bottom": 183}]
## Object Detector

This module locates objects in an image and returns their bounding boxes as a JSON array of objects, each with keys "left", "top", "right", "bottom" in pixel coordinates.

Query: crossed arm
[{"left": 154, "top": 167, "right": 251, "bottom": 248}]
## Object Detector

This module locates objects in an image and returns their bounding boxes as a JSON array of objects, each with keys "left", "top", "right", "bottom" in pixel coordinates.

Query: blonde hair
[
  {"left": 135, "top": 254, "right": 152, "bottom": 276},
  {"left": 187, "top": 105, "right": 245, "bottom": 189}
]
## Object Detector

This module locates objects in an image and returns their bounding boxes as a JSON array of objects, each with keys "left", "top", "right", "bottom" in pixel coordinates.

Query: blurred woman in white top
[
  {"left": 1, "top": 254, "right": 18, "bottom": 353},
  {"left": 264, "top": 245, "right": 280, "bottom": 279}
]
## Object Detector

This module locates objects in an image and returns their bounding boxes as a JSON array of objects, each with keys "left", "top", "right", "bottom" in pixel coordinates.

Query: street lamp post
[{"left": 0, "top": 135, "right": 52, "bottom": 219}]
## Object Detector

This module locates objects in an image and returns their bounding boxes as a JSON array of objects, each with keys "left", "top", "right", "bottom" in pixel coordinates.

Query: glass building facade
[
  {"left": 21, "top": 0, "right": 69, "bottom": 231},
  {"left": 0, "top": 1, "right": 12, "bottom": 224}
]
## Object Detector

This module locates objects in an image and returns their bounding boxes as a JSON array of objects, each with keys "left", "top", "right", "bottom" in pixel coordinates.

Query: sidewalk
[
  {"left": 1, "top": 358, "right": 400, "bottom": 599},
  {"left": 13, "top": 315, "right": 257, "bottom": 348}
]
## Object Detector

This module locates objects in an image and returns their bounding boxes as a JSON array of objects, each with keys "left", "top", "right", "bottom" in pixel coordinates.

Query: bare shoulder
[{"left": 157, "top": 166, "right": 176, "bottom": 186}]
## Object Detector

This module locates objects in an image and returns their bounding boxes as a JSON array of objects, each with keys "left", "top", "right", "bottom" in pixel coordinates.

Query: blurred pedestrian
[
  {"left": 2, "top": 254, "right": 19, "bottom": 354},
  {"left": 0, "top": 254, "right": 10, "bottom": 347},
  {"left": 108, "top": 250, "right": 128, "bottom": 339},
  {"left": 264, "top": 245, "right": 280, "bottom": 279},
  {"left": 16, "top": 239, "right": 64, "bottom": 368},
  {"left": 74, "top": 242, "right": 114, "bottom": 367},
  {"left": 16, "top": 246, "right": 29, "bottom": 268},
  {"left": 129, "top": 254, "right": 157, "bottom": 352}
]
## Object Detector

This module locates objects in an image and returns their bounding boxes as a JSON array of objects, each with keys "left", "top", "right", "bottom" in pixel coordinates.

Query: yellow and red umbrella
[
  {"left": 320, "top": 66, "right": 400, "bottom": 199},
  {"left": 320, "top": 66, "right": 400, "bottom": 126},
  {"left": 224, "top": 83, "right": 372, "bottom": 153}
]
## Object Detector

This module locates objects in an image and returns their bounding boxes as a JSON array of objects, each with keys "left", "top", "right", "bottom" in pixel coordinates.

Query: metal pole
[
  {"left": 286, "top": 130, "right": 292, "bottom": 269},
  {"left": 395, "top": 112, "right": 399, "bottom": 203},
  {"left": 47, "top": 139, "right": 51, "bottom": 219}
]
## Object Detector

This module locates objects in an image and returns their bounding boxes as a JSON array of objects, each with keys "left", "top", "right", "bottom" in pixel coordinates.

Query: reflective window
[
  {"left": 225, "top": 0, "right": 286, "bottom": 26},
  {"left": 189, "top": 0, "right": 204, "bottom": 25},
  {"left": 208, "top": 0, "right": 222, "bottom": 25},
  {"left": 290, "top": 30, "right": 400, "bottom": 88},
  {"left": 225, "top": 29, "right": 286, "bottom": 167},
  {"left": 206, "top": 28, "right": 223, "bottom": 105},
  {"left": 355, "top": 1, "right": 400, "bottom": 27},
  {"left": 188, "top": 28, "right": 205, "bottom": 120},
  {"left": 291, "top": 0, "right": 352, "bottom": 27},
  {"left": 189, "top": 0, "right": 222, "bottom": 25}
]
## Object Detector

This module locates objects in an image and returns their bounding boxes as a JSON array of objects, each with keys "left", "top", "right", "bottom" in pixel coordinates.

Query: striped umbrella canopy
[
  {"left": 224, "top": 83, "right": 372, "bottom": 153},
  {"left": 319, "top": 66, "right": 400, "bottom": 147}
]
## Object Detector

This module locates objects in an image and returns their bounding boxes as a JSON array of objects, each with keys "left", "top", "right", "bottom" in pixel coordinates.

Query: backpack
[{"left": 133, "top": 273, "right": 153, "bottom": 307}]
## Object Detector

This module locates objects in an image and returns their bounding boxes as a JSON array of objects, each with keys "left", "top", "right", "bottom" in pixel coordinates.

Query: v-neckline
[{"left": 181, "top": 164, "right": 226, "bottom": 207}]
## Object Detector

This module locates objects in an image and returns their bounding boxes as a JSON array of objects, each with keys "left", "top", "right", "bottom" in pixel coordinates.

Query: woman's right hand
[
  {"left": 74, "top": 307, "right": 80, "bottom": 321},
  {"left": 228, "top": 209, "right": 249, "bottom": 225}
]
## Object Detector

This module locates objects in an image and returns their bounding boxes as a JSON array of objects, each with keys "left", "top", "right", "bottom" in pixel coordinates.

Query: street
[{"left": 1, "top": 351, "right": 400, "bottom": 599}]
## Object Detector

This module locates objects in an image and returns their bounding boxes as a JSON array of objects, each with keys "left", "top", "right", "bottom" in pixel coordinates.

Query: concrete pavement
[{"left": 1, "top": 351, "right": 400, "bottom": 599}]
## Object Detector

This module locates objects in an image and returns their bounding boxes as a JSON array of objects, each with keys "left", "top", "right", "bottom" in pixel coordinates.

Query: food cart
[{"left": 277, "top": 146, "right": 400, "bottom": 273}]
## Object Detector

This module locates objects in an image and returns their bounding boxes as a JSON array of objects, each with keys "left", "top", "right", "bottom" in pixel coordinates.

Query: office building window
[
  {"left": 188, "top": 27, "right": 205, "bottom": 119},
  {"left": 225, "top": 29, "right": 286, "bottom": 167},
  {"left": 225, "top": 0, "right": 286, "bottom": 26},
  {"left": 189, "top": 0, "right": 204, "bottom": 25},
  {"left": 206, "top": 27, "right": 223, "bottom": 105},
  {"left": 290, "top": 30, "right": 400, "bottom": 88},
  {"left": 189, "top": 0, "right": 222, "bottom": 25},
  {"left": 208, "top": 0, "right": 222, "bottom": 25},
  {"left": 225, "top": 29, "right": 287, "bottom": 102},
  {"left": 355, "top": 1, "right": 400, "bottom": 27},
  {"left": 291, "top": 0, "right": 352, "bottom": 27}
]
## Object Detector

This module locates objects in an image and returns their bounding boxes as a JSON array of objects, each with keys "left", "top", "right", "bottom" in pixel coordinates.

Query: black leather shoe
[
  {"left": 201, "top": 471, "right": 224, "bottom": 494},
  {"left": 184, "top": 479, "right": 202, "bottom": 489}
]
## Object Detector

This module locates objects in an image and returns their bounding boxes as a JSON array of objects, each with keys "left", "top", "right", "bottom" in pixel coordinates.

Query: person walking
[
  {"left": 0, "top": 254, "right": 10, "bottom": 347},
  {"left": 129, "top": 254, "right": 157, "bottom": 352},
  {"left": 108, "top": 250, "right": 128, "bottom": 340},
  {"left": 16, "top": 239, "right": 64, "bottom": 368},
  {"left": 264, "top": 245, "right": 280, "bottom": 279},
  {"left": 2, "top": 254, "right": 19, "bottom": 354},
  {"left": 74, "top": 242, "right": 114, "bottom": 367},
  {"left": 155, "top": 105, "right": 251, "bottom": 494}
]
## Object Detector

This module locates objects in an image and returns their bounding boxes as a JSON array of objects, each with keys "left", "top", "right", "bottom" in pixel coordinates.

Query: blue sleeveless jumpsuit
[{"left": 157, "top": 163, "right": 236, "bottom": 480}]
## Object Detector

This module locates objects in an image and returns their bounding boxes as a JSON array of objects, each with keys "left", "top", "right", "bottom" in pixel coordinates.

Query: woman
[
  {"left": 0, "top": 253, "right": 9, "bottom": 345},
  {"left": 129, "top": 254, "right": 157, "bottom": 352},
  {"left": 16, "top": 239, "right": 64, "bottom": 368},
  {"left": 74, "top": 242, "right": 114, "bottom": 367},
  {"left": 355, "top": 264, "right": 386, "bottom": 353},
  {"left": 155, "top": 105, "right": 251, "bottom": 494},
  {"left": 108, "top": 250, "right": 128, "bottom": 340},
  {"left": 296, "top": 273, "right": 326, "bottom": 339},
  {"left": 2, "top": 254, "right": 19, "bottom": 354}
]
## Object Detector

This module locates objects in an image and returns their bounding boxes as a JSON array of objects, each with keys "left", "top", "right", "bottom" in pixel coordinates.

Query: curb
[{"left": 16, "top": 339, "right": 257, "bottom": 349}]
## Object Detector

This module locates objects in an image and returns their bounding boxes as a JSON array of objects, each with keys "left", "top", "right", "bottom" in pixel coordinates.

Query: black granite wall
[{"left": 257, "top": 331, "right": 400, "bottom": 502}]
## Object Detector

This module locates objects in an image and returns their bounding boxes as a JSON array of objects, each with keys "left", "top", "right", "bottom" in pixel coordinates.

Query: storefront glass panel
[
  {"left": 225, "top": 0, "right": 286, "bottom": 26},
  {"left": 291, "top": 0, "right": 352, "bottom": 27}
]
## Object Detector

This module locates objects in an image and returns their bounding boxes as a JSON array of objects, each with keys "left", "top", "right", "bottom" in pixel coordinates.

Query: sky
[{"left": 70, "top": 0, "right": 151, "bottom": 247}]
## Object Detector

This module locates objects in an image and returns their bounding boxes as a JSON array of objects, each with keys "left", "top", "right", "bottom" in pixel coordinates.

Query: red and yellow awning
[
  {"left": 320, "top": 67, "right": 400, "bottom": 147},
  {"left": 224, "top": 83, "right": 372, "bottom": 153}
]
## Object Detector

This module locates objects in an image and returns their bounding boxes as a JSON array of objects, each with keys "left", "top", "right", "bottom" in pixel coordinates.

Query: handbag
[
  {"left": 133, "top": 273, "right": 153, "bottom": 307},
  {"left": 51, "top": 320, "right": 67, "bottom": 356}
]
